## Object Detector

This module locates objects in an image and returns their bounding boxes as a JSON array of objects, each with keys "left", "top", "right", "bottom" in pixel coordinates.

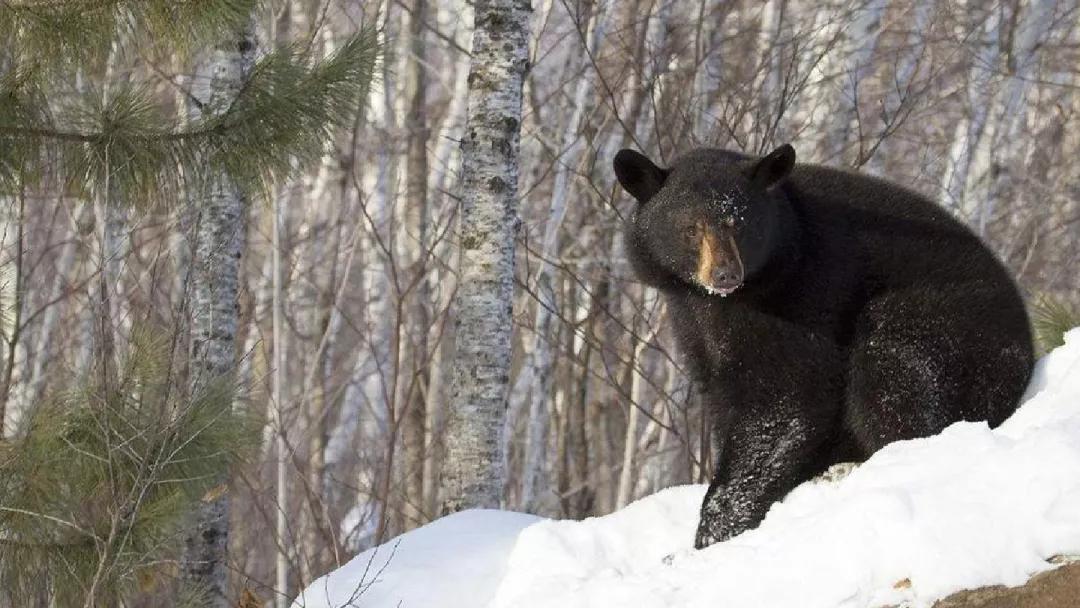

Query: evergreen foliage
[
  {"left": 0, "top": 0, "right": 259, "bottom": 67},
  {"left": 1, "top": 1, "right": 380, "bottom": 207},
  {"left": 0, "top": 1, "right": 382, "bottom": 605},
  {"left": 1031, "top": 294, "right": 1080, "bottom": 355},
  {"left": 0, "top": 329, "right": 260, "bottom": 606},
  {"left": 0, "top": 22, "right": 380, "bottom": 206}
]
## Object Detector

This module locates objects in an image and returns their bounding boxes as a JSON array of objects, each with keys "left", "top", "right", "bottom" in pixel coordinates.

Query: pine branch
[
  {"left": 1031, "top": 294, "right": 1079, "bottom": 355},
  {"left": 0, "top": 0, "right": 260, "bottom": 66},
  {"left": 0, "top": 327, "right": 260, "bottom": 605},
  {"left": 0, "top": 25, "right": 381, "bottom": 206}
]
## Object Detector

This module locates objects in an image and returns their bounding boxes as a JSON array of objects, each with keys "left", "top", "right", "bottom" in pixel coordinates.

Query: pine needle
[
  {"left": 0, "top": 24, "right": 381, "bottom": 207},
  {"left": 0, "top": 326, "right": 260, "bottom": 605},
  {"left": 0, "top": 0, "right": 260, "bottom": 67},
  {"left": 1031, "top": 294, "right": 1080, "bottom": 355}
]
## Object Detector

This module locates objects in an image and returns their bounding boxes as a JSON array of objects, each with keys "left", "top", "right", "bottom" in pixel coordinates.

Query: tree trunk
[
  {"left": 24, "top": 203, "right": 87, "bottom": 413},
  {"left": 402, "top": 0, "right": 432, "bottom": 530},
  {"left": 439, "top": 0, "right": 531, "bottom": 514},
  {"left": 0, "top": 190, "right": 25, "bottom": 437},
  {"left": 615, "top": 294, "right": 662, "bottom": 509},
  {"left": 507, "top": 0, "right": 607, "bottom": 513},
  {"left": 181, "top": 22, "right": 256, "bottom": 608},
  {"left": 939, "top": 2, "right": 1000, "bottom": 214},
  {"left": 976, "top": 0, "right": 1056, "bottom": 236}
]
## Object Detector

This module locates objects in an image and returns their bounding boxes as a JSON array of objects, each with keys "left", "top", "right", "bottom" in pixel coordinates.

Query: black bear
[{"left": 613, "top": 144, "right": 1034, "bottom": 549}]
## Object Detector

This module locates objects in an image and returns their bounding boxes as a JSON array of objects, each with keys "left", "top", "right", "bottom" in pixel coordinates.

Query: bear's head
[{"left": 614, "top": 144, "right": 796, "bottom": 297}]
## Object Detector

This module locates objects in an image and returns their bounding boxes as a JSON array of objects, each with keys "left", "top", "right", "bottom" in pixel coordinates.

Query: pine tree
[
  {"left": 0, "top": 328, "right": 259, "bottom": 607},
  {"left": 1031, "top": 295, "right": 1080, "bottom": 355},
  {"left": 0, "top": 2, "right": 379, "bottom": 605}
]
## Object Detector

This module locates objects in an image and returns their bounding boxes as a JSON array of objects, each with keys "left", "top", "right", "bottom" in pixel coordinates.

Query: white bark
[
  {"left": 440, "top": 0, "right": 531, "bottom": 513},
  {"left": 362, "top": 4, "right": 399, "bottom": 539},
  {"left": 817, "top": 0, "right": 887, "bottom": 162},
  {"left": 297, "top": 22, "right": 340, "bottom": 586},
  {"left": 748, "top": 0, "right": 787, "bottom": 150},
  {"left": 0, "top": 193, "right": 25, "bottom": 437},
  {"left": 91, "top": 196, "right": 129, "bottom": 370},
  {"left": 635, "top": 360, "right": 686, "bottom": 498},
  {"left": 422, "top": 0, "right": 472, "bottom": 517},
  {"left": 272, "top": 167, "right": 290, "bottom": 608},
  {"left": 615, "top": 295, "right": 662, "bottom": 509},
  {"left": 940, "top": 5, "right": 1001, "bottom": 216},
  {"left": 181, "top": 22, "right": 256, "bottom": 608},
  {"left": 401, "top": 0, "right": 432, "bottom": 529},
  {"left": 507, "top": 1, "right": 607, "bottom": 513},
  {"left": 867, "top": 0, "right": 933, "bottom": 173},
  {"left": 977, "top": 0, "right": 1056, "bottom": 235},
  {"left": 23, "top": 204, "right": 86, "bottom": 414}
]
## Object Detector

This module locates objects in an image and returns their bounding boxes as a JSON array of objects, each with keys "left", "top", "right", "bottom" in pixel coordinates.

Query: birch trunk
[
  {"left": 272, "top": 167, "right": 290, "bottom": 608},
  {"left": 367, "top": 4, "right": 401, "bottom": 540},
  {"left": 867, "top": 0, "right": 934, "bottom": 171},
  {"left": 635, "top": 360, "right": 686, "bottom": 497},
  {"left": 976, "top": 0, "right": 1055, "bottom": 235},
  {"left": 23, "top": 203, "right": 86, "bottom": 413},
  {"left": 819, "top": 0, "right": 886, "bottom": 163},
  {"left": 749, "top": 0, "right": 786, "bottom": 150},
  {"left": 439, "top": 0, "right": 531, "bottom": 514},
  {"left": 939, "top": 2, "right": 1000, "bottom": 214},
  {"left": 298, "top": 21, "right": 340, "bottom": 584},
  {"left": 181, "top": 23, "right": 256, "bottom": 607},
  {"left": 0, "top": 191, "right": 24, "bottom": 437},
  {"left": 402, "top": 0, "right": 432, "bottom": 529},
  {"left": 615, "top": 295, "right": 661, "bottom": 509},
  {"left": 422, "top": 0, "right": 472, "bottom": 517},
  {"left": 507, "top": 0, "right": 606, "bottom": 513}
]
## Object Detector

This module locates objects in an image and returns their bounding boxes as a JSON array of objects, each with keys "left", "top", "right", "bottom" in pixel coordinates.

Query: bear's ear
[
  {"left": 750, "top": 143, "right": 796, "bottom": 189},
  {"left": 614, "top": 149, "right": 668, "bottom": 204}
]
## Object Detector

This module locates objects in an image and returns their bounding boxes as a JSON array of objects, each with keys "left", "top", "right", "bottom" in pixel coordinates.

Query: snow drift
[{"left": 293, "top": 329, "right": 1080, "bottom": 608}]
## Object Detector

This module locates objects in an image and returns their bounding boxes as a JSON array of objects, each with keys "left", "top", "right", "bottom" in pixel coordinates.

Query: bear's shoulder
[{"left": 781, "top": 163, "right": 975, "bottom": 241}]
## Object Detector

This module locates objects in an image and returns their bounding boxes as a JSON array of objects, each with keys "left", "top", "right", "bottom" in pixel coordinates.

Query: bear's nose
[{"left": 711, "top": 266, "right": 743, "bottom": 289}]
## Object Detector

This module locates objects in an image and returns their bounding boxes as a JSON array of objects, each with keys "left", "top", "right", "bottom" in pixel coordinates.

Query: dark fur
[{"left": 614, "top": 145, "right": 1034, "bottom": 548}]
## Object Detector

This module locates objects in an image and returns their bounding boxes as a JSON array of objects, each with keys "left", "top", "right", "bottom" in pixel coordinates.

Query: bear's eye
[{"left": 683, "top": 225, "right": 700, "bottom": 241}]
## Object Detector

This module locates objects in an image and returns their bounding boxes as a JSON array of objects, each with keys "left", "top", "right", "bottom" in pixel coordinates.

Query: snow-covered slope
[{"left": 294, "top": 329, "right": 1080, "bottom": 608}]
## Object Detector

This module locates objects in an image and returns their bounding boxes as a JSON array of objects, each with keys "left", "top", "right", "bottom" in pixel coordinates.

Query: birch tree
[
  {"left": 507, "top": 0, "right": 608, "bottom": 513},
  {"left": 181, "top": 22, "right": 257, "bottom": 606},
  {"left": 440, "top": 0, "right": 532, "bottom": 514}
]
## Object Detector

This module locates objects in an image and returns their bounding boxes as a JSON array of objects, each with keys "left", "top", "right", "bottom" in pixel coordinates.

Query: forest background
[{"left": 1, "top": 0, "right": 1078, "bottom": 605}]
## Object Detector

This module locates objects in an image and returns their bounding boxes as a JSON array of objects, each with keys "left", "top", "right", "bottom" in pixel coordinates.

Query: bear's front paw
[{"left": 694, "top": 519, "right": 726, "bottom": 549}]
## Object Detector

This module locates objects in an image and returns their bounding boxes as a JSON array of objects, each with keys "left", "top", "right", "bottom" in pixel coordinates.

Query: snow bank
[
  {"left": 291, "top": 510, "right": 541, "bottom": 608},
  {"left": 294, "top": 329, "right": 1080, "bottom": 608}
]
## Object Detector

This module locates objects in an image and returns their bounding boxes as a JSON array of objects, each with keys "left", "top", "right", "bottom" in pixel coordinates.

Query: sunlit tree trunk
[
  {"left": 439, "top": 0, "right": 531, "bottom": 514},
  {"left": 816, "top": 0, "right": 887, "bottom": 164},
  {"left": 421, "top": 0, "right": 471, "bottom": 517},
  {"left": 507, "top": 0, "right": 607, "bottom": 513},
  {"left": 0, "top": 191, "right": 25, "bottom": 437},
  {"left": 181, "top": 22, "right": 256, "bottom": 608},
  {"left": 615, "top": 295, "right": 662, "bottom": 509},
  {"left": 940, "top": 1, "right": 999, "bottom": 215},
  {"left": 976, "top": 0, "right": 1056, "bottom": 236},
  {"left": 297, "top": 20, "right": 341, "bottom": 585},
  {"left": 23, "top": 203, "right": 87, "bottom": 413},
  {"left": 400, "top": 0, "right": 433, "bottom": 529}
]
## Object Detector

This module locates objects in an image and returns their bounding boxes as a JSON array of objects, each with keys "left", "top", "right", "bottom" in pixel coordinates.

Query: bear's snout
[{"left": 694, "top": 222, "right": 744, "bottom": 296}]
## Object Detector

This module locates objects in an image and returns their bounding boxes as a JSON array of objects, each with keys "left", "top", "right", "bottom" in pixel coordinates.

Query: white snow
[
  {"left": 291, "top": 509, "right": 542, "bottom": 608},
  {"left": 294, "top": 329, "right": 1080, "bottom": 608}
]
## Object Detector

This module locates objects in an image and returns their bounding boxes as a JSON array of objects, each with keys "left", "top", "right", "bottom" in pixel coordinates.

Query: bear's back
[{"left": 781, "top": 162, "right": 1008, "bottom": 291}]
